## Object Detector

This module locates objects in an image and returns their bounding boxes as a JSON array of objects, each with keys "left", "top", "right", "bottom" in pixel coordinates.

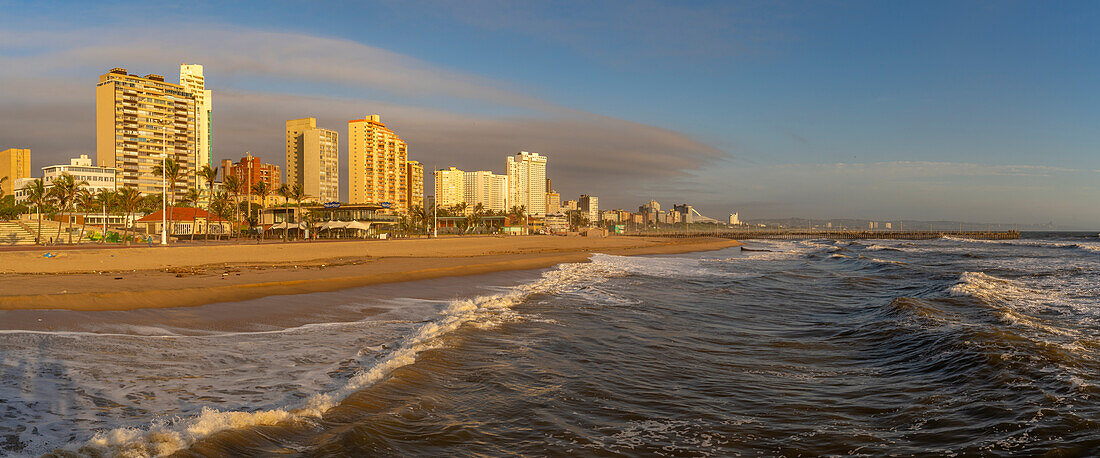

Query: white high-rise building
[
  {"left": 506, "top": 151, "right": 547, "bottom": 216},
  {"left": 179, "top": 64, "right": 212, "bottom": 179},
  {"left": 464, "top": 170, "right": 508, "bottom": 212},
  {"left": 728, "top": 212, "right": 740, "bottom": 225},
  {"left": 434, "top": 167, "right": 466, "bottom": 209}
]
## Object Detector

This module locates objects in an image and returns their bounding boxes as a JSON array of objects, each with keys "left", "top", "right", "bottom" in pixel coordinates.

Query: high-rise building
[
  {"left": 464, "top": 170, "right": 508, "bottom": 212},
  {"left": 221, "top": 153, "right": 281, "bottom": 192},
  {"left": 639, "top": 200, "right": 661, "bottom": 224},
  {"left": 0, "top": 148, "right": 31, "bottom": 196},
  {"left": 546, "top": 190, "right": 561, "bottom": 214},
  {"left": 96, "top": 67, "right": 197, "bottom": 195},
  {"left": 348, "top": 115, "right": 408, "bottom": 210},
  {"left": 563, "top": 199, "right": 578, "bottom": 211},
  {"left": 434, "top": 166, "right": 465, "bottom": 209},
  {"left": 286, "top": 117, "right": 339, "bottom": 203},
  {"left": 179, "top": 64, "right": 212, "bottom": 181},
  {"left": 579, "top": 194, "right": 599, "bottom": 223},
  {"left": 506, "top": 151, "right": 547, "bottom": 216},
  {"left": 728, "top": 212, "right": 740, "bottom": 225},
  {"left": 43, "top": 154, "right": 117, "bottom": 193},
  {"left": 406, "top": 160, "right": 424, "bottom": 210}
]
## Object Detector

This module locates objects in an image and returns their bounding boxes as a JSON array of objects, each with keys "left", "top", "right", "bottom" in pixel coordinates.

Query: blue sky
[{"left": 2, "top": 1, "right": 1098, "bottom": 227}]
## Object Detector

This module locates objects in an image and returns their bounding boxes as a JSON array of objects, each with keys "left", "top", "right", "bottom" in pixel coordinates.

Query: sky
[{"left": 1, "top": 0, "right": 1098, "bottom": 228}]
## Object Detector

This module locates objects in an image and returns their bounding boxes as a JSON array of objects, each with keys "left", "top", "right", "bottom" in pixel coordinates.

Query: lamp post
[{"left": 161, "top": 153, "right": 168, "bottom": 245}]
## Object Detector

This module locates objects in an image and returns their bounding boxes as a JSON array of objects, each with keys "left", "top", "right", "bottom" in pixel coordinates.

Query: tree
[
  {"left": 224, "top": 174, "right": 243, "bottom": 239},
  {"left": 152, "top": 157, "right": 181, "bottom": 240},
  {"left": 49, "top": 174, "right": 85, "bottom": 244},
  {"left": 209, "top": 191, "right": 232, "bottom": 239},
  {"left": 21, "top": 179, "right": 47, "bottom": 244},
  {"left": 288, "top": 183, "right": 309, "bottom": 240},
  {"left": 300, "top": 209, "right": 318, "bottom": 242},
  {"left": 93, "top": 189, "right": 117, "bottom": 244},
  {"left": 465, "top": 202, "right": 485, "bottom": 234},
  {"left": 251, "top": 181, "right": 271, "bottom": 241},
  {"left": 277, "top": 184, "right": 292, "bottom": 241},
  {"left": 116, "top": 187, "right": 143, "bottom": 245},
  {"left": 508, "top": 205, "right": 527, "bottom": 234},
  {"left": 408, "top": 205, "right": 428, "bottom": 234},
  {"left": 567, "top": 210, "right": 589, "bottom": 232},
  {"left": 197, "top": 165, "right": 219, "bottom": 241},
  {"left": 74, "top": 189, "right": 97, "bottom": 243}
]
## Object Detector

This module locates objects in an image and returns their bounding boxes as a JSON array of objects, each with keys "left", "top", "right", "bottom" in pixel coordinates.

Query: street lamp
[{"left": 161, "top": 153, "right": 168, "bottom": 245}]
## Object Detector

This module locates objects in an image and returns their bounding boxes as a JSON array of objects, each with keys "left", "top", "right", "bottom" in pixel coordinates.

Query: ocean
[{"left": 1, "top": 233, "right": 1098, "bottom": 456}]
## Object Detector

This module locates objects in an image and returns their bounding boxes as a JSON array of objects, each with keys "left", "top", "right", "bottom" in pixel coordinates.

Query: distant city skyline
[{"left": 1, "top": 1, "right": 1098, "bottom": 228}]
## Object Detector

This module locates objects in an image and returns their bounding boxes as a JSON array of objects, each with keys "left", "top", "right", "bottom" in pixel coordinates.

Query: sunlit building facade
[
  {"left": 348, "top": 115, "right": 408, "bottom": 210},
  {"left": 506, "top": 151, "right": 547, "bottom": 216}
]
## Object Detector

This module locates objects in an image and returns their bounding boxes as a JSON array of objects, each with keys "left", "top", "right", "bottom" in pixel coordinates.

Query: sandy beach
[{"left": 0, "top": 236, "right": 739, "bottom": 311}]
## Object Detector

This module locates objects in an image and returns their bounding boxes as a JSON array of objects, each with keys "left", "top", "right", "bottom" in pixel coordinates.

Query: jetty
[{"left": 625, "top": 230, "right": 1019, "bottom": 240}]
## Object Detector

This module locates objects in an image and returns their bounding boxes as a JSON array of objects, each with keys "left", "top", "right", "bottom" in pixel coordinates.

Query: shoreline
[{"left": 0, "top": 236, "right": 740, "bottom": 312}]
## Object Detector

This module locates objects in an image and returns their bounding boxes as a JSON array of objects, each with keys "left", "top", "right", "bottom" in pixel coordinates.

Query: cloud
[{"left": 0, "top": 23, "right": 724, "bottom": 206}]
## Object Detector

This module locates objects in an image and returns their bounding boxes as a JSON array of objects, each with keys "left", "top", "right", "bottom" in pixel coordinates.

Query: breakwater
[{"left": 626, "top": 230, "right": 1019, "bottom": 240}]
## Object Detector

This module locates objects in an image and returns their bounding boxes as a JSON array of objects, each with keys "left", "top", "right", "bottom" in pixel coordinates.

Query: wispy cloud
[{"left": 0, "top": 23, "right": 724, "bottom": 205}]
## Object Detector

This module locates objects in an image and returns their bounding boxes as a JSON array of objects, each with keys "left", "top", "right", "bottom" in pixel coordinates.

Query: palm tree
[
  {"left": 180, "top": 187, "right": 201, "bottom": 240},
  {"left": 288, "top": 183, "right": 309, "bottom": 240},
  {"left": 251, "top": 181, "right": 271, "bottom": 241},
  {"left": 223, "top": 174, "right": 242, "bottom": 239},
  {"left": 508, "top": 205, "right": 527, "bottom": 234},
  {"left": 408, "top": 205, "right": 428, "bottom": 235},
  {"left": 465, "top": 202, "right": 485, "bottom": 234},
  {"left": 209, "top": 191, "right": 231, "bottom": 239},
  {"left": 74, "top": 189, "right": 97, "bottom": 243},
  {"left": 152, "top": 157, "right": 181, "bottom": 239},
  {"left": 93, "top": 189, "right": 117, "bottom": 243},
  {"left": 277, "top": 184, "right": 292, "bottom": 241},
  {"left": 198, "top": 165, "right": 219, "bottom": 241},
  {"left": 49, "top": 174, "right": 85, "bottom": 244},
  {"left": 21, "top": 179, "right": 47, "bottom": 244},
  {"left": 300, "top": 209, "right": 318, "bottom": 242},
  {"left": 116, "top": 187, "right": 143, "bottom": 245}
]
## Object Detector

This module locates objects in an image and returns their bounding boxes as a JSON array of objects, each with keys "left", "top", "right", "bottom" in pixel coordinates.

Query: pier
[{"left": 625, "top": 230, "right": 1020, "bottom": 240}]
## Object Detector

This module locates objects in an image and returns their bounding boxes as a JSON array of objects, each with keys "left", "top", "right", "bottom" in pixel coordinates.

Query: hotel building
[
  {"left": 179, "top": 64, "right": 212, "bottom": 180},
  {"left": 348, "top": 115, "right": 408, "bottom": 210},
  {"left": 0, "top": 148, "right": 31, "bottom": 196},
  {"left": 406, "top": 160, "right": 424, "bottom": 210},
  {"left": 464, "top": 170, "right": 508, "bottom": 212},
  {"left": 96, "top": 67, "right": 197, "bottom": 195},
  {"left": 434, "top": 166, "right": 466, "bottom": 209},
  {"left": 506, "top": 151, "right": 547, "bottom": 216},
  {"left": 286, "top": 117, "right": 339, "bottom": 204},
  {"left": 44, "top": 154, "right": 118, "bottom": 192}
]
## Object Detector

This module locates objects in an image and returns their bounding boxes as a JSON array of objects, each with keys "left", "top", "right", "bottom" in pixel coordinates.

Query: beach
[{"left": 0, "top": 235, "right": 739, "bottom": 311}]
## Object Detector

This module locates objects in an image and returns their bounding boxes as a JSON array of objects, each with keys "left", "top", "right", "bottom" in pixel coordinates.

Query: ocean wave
[
  {"left": 67, "top": 258, "right": 616, "bottom": 457},
  {"left": 948, "top": 272, "right": 1078, "bottom": 338},
  {"left": 943, "top": 236, "right": 1100, "bottom": 254}
]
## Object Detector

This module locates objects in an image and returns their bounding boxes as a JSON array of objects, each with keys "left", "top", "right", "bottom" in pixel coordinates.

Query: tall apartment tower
[
  {"left": 506, "top": 151, "right": 547, "bottom": 216},
  {"left": 348, "top": 115, "right": 408, "bottom": 209},
  {"left": 406, "top": 160, "right": 424, "bottom": 210},
  {"left": 96, "top": 67, "right": 197, "bottom": 195},
  {"left": 579, "top": 194, "right": 599, "bottom": 223},
  {"left": 286, "top": 117, "right": 339, "bottom": 203},
  {"left": 434, "top": 167, "right": 466, "bottom": 209},
  {"left": 179, "top": 64, "right": 212, "bottom": 178},
  {"left": 0, "top": 148, "right": 31, "bottom": 196},
  {"left": 464, "top": 170, "right": 508, "bottom": 212}
]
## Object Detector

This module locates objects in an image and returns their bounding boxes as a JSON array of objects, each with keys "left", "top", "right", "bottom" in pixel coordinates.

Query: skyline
[{"left": 2, "top": 1, "right": 1099, "bottom": 228}]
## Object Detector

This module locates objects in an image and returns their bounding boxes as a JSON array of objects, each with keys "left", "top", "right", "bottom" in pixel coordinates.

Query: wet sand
[{"left": 0, "top": 236, "right": 739, "bottom": 311}]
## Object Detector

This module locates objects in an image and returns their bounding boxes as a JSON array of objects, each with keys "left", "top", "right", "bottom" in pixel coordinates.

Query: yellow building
[
  {"left": 179, "top": 64, "right": 212, "bottom": 181},
  {"left": 286, "top": 117, "right": 339, "bottom": 204},
  {"left": 0, "top": 148, "right": 31, "bottom": 196},
  {"left": 546, "top": 190, "right": 561, "bottom": 214},
  {"left": 406, "top": 160, "right": 424, "bottom": 210},
  {"left": 96, "top": 67, "right": 197, "bottom": 195},
  {"left": 348, "top": 115, "right": 408, "bottom": 210},
  {"left": 434, "top": 166, "right": 466, "bottom": 209},
  {"left": 506, "top": 151, "right": 548, "bottom": 216},
  {"left": 465, "top": 170, "right": 508, "bottom": 212}
]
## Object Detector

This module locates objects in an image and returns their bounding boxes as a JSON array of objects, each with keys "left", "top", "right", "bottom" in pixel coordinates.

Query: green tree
[
  {"left": 223, "top": 174, "right": 243, "bottom": 239},
  {"left": 21, "top": 179, "right": 47, "bottom": 244},
  {"left": 251, "top": 181, "right": 271, "bottom": 241},
  {"left": 93, "top": 189, "right": 118, "bottom": 244},
  {"left": 116, "top": 187, "right": 143, "bottom": 245},
  {"left": 74, "top": 189, "right": 97, "bottom": 243},
  {"left": 152, "top": 157, "right": 181, "bottom": 240},
  {"left": 49, "top": 174, "right": 86, "bottom": 244},
  {"left": 197, "top": 165, "right": 219, "bottom": 241}
]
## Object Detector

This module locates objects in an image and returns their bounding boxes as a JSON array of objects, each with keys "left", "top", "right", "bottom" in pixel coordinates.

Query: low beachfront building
[{"left": 136, "top": 207, "right": 230, "bottom": 237}]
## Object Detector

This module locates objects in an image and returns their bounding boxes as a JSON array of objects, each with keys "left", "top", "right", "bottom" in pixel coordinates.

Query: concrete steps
[{"left": 0, "top": 221, "right": 37, "bottom": 245}]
